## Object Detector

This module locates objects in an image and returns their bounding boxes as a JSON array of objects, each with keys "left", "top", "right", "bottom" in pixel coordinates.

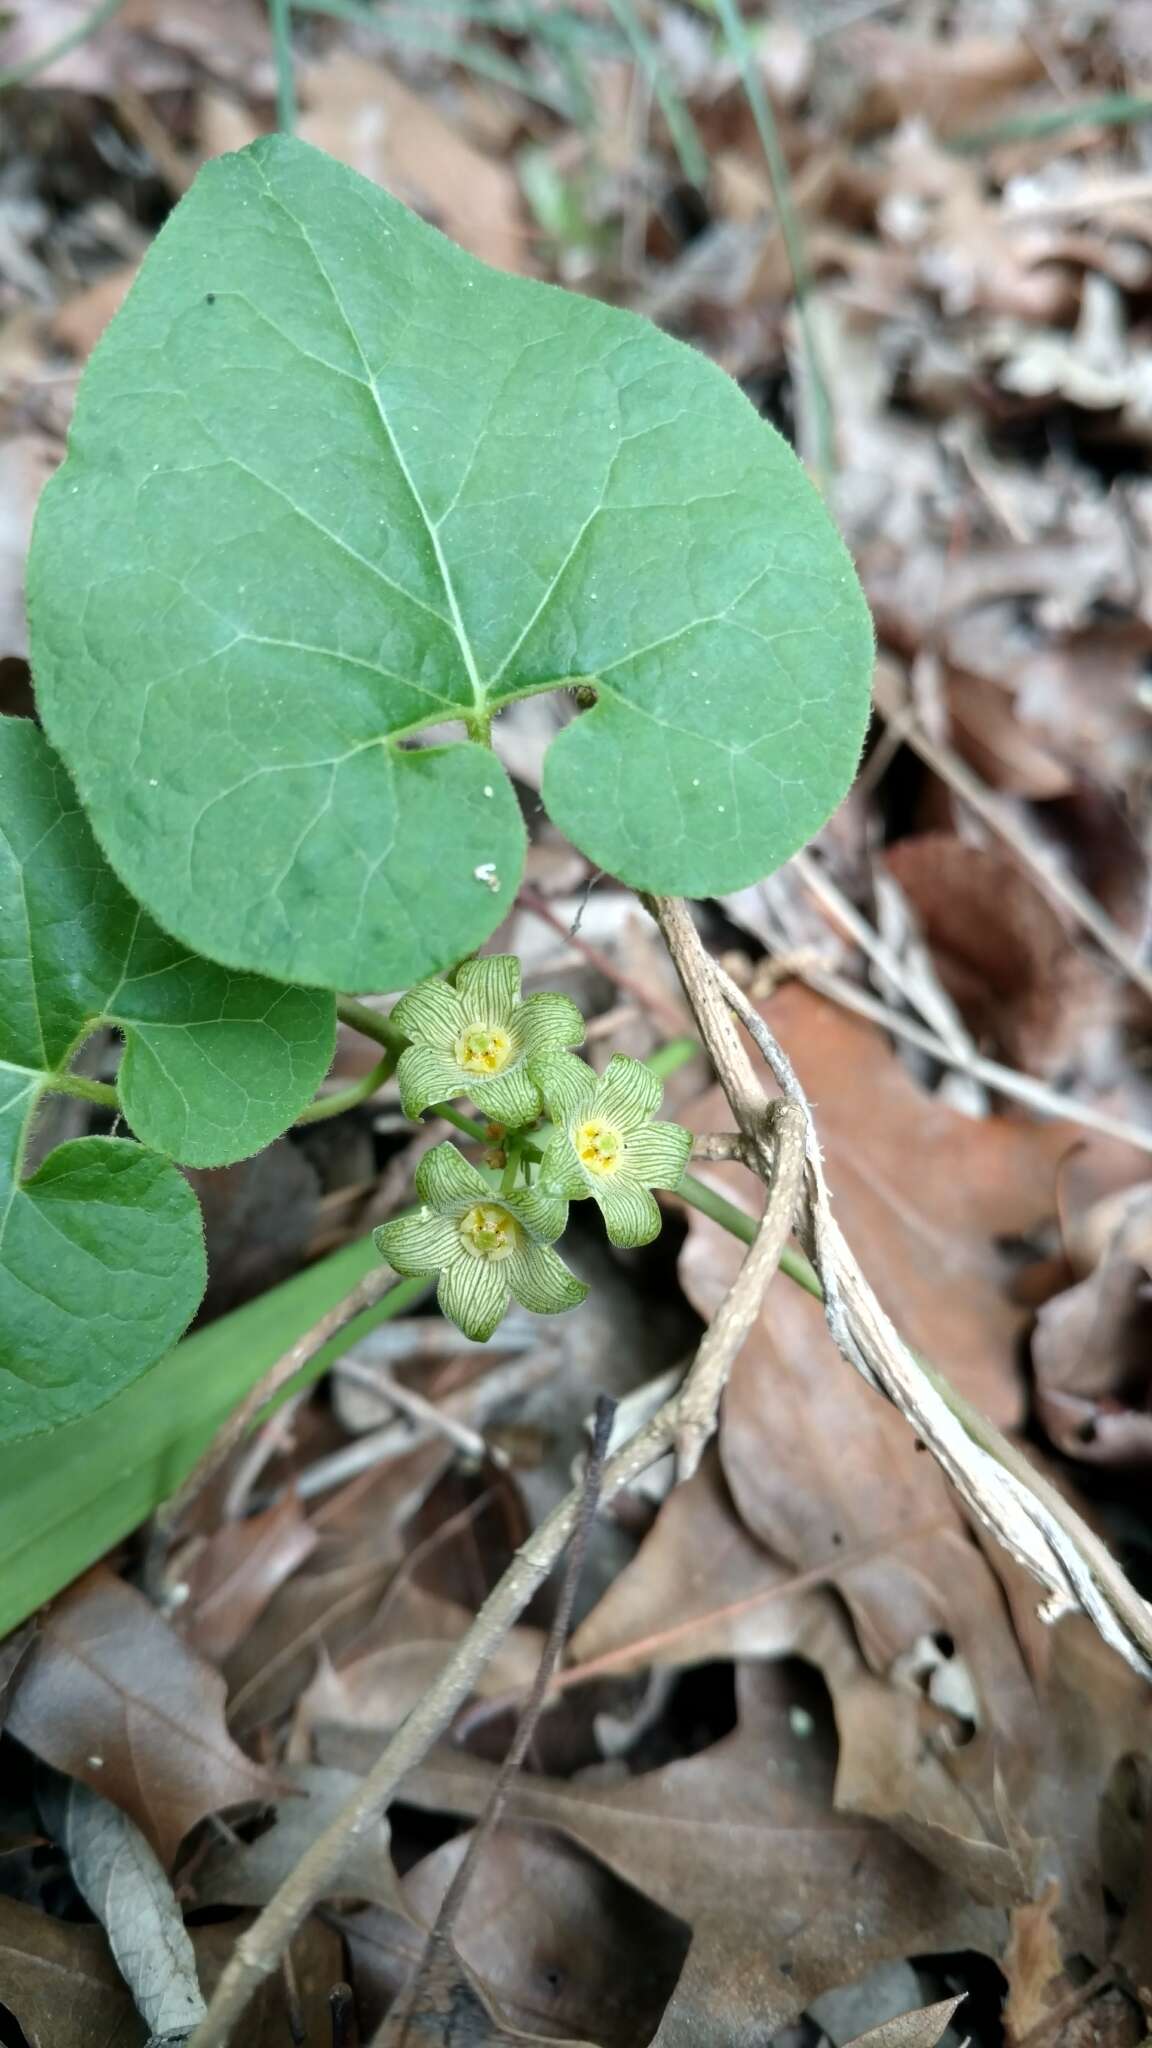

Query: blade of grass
[
  {"left": 0, "top": 0, "right": 127, "bottom": 93},
  {"left": 952, "top": 92, "right": 1152, "bottom": 151},
  {"left": 710, "top": 0, "right": 834, "bottom": 486},
  {"left": 292, "top": 0, "right": 578, "bottom": 117},
  {"left": 0, "top": 1238, "right": 420, "bottom": 1638},
  {"left": 605, "top": 0, "right": 708, "bottom": 185},
  {"left": 267, "top": 0, "right": 297, "bottom": 133}
]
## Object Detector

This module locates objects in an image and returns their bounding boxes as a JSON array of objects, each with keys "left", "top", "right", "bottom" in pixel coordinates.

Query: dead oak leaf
[
  {"left": 687, "top": 983, "right": 1086, "bottom": 1430},
  {"left": 404, "top": 1666, "right": 1003, "bottom": 2048},
  {"left": 6, "top": 1565, "right": 275, "bottom": 1868}
]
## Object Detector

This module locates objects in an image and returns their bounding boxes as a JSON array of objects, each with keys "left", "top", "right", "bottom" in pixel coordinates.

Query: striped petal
[
  {"left": 536, "top": 1053, "right": 598, "bottom": 1126},
  {"left": 594, "top": 1176, "right": 663, "bottom": 1249},
  {"left": 623, "top": 1120, "right": 692, "bottom": 1191},
  {"left": 516, "top": 992, "right": 585, "bottom": 1062},
  {"left": 374, "top": 1209, "right": 457, "bottom": 1278},
  {"left": 415, "top": 1142, "right": 491, "bottom": 1212},
  {"left": 438, "top": 1252, "right": 510, "bottom": 1342},
  {"left": 396, "top": 1044, "right": 468, "bottom": 1119},
  {"left": 471, "top": 1060, "right": 543, "bottom": 1129},
  {"left": 454, "top": 953, "right": 520, "bottom": 1026},
  {"left": 506, "top": 1239, "right": 589, "bottom": 1317},
  {"left": 537, "top": 1132, "right": 591, "bottom": 1204},
  {"left": 390, "top": 978, "right": 465, "bottom": 1051},
  {"left": 594, "top": 1055, "right": 663, "bottom": 1134},
  {"left": 504, "top": 1180, "right": 569, "bottom": 1243}
]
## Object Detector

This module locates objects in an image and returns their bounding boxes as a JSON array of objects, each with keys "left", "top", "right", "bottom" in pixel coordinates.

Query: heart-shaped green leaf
[
  {"left": 29, "top": 135, "right": 873, "bottom": 992},
  {"left": 0, "top": 1131, "right": 204, "bottom": 1441},
  {"left": 0, "top": 715, "right": 333, "bottom": 1436},
  {"left": 0, "top": 717, "right": 335, "bottom": 1168}
]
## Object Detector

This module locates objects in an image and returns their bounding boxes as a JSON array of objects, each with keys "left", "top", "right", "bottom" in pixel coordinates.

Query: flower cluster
[
  {"left": 376, "top": 957, "right": 692, "bottom": 1340},
  {"left": 392, "top": 954, "right": 583, "bottom": 1126}
]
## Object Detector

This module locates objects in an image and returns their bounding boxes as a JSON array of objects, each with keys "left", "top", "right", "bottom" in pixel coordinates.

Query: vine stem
[
  {"left": 335, "top": 996, "right": 407, "bottom": 1055},
  {"left": 295, "top": 1052, "right": 395, "bottom": 1126},
  {"left": 44, "top": 1072, "right": 120, "bottom": 1110}
]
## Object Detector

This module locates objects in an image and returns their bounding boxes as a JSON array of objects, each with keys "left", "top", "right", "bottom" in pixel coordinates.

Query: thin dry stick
[
  {"left": 649, "top": 895, "right": 1152, "bottom": 1675},
  {"left": 335, "top": 1356, "right": 495, "bottom": 1466},
  {"left": 781, "top": 948, "right": 1152, "bottom": 1157},
  {"left": 674, "top": 1100, "right": 806, "bottom": 1477},
  {"left": 793, "top": 847, "right": 982, "bottom": 1066},
  {"left": 161, "top": 1268, "right": 406, "bottom": 1535},
  {"left": 875, "top": 673, "right": 1152, "bottom": 1007},
  {"left": 517, "top": 883, "right": 691, "bottom": 1038},
  {"left": 713, "top": 959, "right": 1152, "bottom": 1675},
  {"left": 379, "top": 1398, "right": 616, "bottom": 2048},
  {"left": 186, "top": 1136, "right": 803, "bottom": 2048}
]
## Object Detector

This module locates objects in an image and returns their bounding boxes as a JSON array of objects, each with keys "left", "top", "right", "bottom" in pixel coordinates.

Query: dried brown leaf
[
  {"left": 0, "top": 1893, "right": 340, "bottom": 2048},
  {"left": 404, "top": 1667, "right": 1003, "bottom": 2048},
  {"left": 1033, "top": 1187, "right": 1152, "bottom": 1465},
  {"left": 193, "top": 1762, "right": 407, "bottom": 1913},
  {"left": 6, "top": 1566, "right": 274, "bottom": 1868},
  {"left": 299, "top": 53, "right": 527, "bottom": 275},
  {"left": 842, "top": 1996, "right": 966, "bottom": 2048},
  {"left": 182, "top": 1490, "right": 318, "bottom": 1666},
  {"left": 372, "top": 1824, "right": 690, "bottom": 2048},
  {"left": 885, "top": 834, "right": 1118, "bottom": 1079}
]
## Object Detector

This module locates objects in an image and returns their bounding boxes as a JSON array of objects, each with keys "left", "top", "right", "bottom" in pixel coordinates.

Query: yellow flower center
[
  {"left": 456, "top": 1025, "right": 513, "bottom": 1077},
  {"left": 458, "top": 1203, "right": 522, "bottom": 1261},
  {"left": 576, "top": 1119, "right": 624, "bottom": 1175}
]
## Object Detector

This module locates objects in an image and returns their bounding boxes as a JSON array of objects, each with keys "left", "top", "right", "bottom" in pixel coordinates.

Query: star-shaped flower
[
  {"left": 391, "top": 955, "right": 584, "bottom": 1127},
  {"left": 537, "top": 1054, "right": 692, "bottom": 1248},
  {"left": 374, "top": 1142, "right": 588, "bottom": 1342}
]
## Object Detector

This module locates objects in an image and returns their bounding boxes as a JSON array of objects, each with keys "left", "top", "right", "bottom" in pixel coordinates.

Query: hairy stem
[
  {"left": 45, "top": 1072, "right": 120, "bottom": 1111},
  {"left": 335, "top": 996, "right": 407, "bottom": 1055},
  {"left": 295, "top": 1053, "right": 395, "bottom": 1126}
]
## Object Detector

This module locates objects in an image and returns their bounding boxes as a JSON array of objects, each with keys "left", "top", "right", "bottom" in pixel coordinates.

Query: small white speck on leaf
[
  {"left": 483, "top": 785, "right": 494, "bottom": 797},
  {"left": 474, "top": 862, "right": 500, "bottom": 891}
]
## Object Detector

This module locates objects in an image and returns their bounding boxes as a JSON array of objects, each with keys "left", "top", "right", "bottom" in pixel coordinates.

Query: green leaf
[
  {"left": 29, "top": 135, "right": 873, "bottom": 993},
  {"left": 0, "top": 1135, "right": 205, "bottom": 1440},
  {"left": 0, "top": 718, "right": 335, "bottom": 1168},
  {"left": 0, "top": 716, "right": 333, "bottom": 1437}
]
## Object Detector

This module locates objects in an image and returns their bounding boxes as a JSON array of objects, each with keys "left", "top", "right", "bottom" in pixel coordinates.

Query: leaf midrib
[{"left": 253, "top": 170, "right": 489, "bottom": 721}]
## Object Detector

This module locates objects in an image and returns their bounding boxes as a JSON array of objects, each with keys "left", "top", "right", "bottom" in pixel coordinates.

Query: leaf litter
[{"left": 3, "top": 1, "right": 1152, "bottom": 2045}]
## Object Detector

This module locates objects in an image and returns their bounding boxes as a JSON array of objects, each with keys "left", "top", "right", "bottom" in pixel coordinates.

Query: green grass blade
[
  {"left": 268, "top": 0, "right": 298, "bottom": 133},
  {"left": 0, "top": 0, "right": 127, "bottom": 93},
  {"left": 952, "top": 93, "right": 1152, "bottom": 150},
  {"left": 604, "top": 0, "right": 708, "bottom": 186},
  {"left": 710, "top": 0, "right": 834, "bottom": 485},
  {"left": 0, "top": 1238, "right": 420, "bottom": 1638}
]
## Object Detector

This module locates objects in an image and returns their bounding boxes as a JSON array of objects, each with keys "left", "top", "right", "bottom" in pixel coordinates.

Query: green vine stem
[
  {"left": 335, "top": 995, "right": 407, "bottom": 1054},
  {"left": 45, "top": 1072, "right": 120, "bottom": 1110},
  {"left": 295, "top": 1052, "right": 395, "bottom": 1126}
]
